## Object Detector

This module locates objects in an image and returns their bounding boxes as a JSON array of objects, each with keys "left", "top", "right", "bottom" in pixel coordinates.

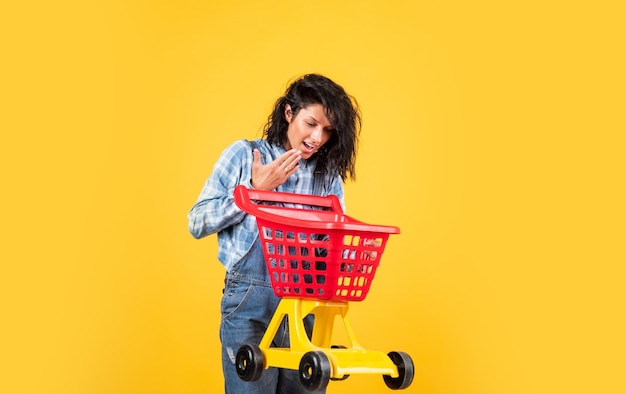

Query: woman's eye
[{"left": 306, "top": 122, "right": 315, "bottom": 127}]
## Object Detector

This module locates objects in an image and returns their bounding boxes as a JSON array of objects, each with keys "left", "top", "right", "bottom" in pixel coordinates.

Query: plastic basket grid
[{"left": 257, "top": 218, "right": 390, "bottom": 302}]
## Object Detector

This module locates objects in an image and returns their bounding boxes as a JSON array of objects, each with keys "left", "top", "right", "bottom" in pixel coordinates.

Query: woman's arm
[
  {"left": 187, "top": 141, "right": 252, "bottom": 239},
  {"left": 327, "top": 173, "right": 346, "bottom": 212}
]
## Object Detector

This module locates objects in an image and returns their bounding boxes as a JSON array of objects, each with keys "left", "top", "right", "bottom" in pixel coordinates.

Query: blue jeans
[{"left": 220, "top": 239, "right": 319, "bottom": 394}]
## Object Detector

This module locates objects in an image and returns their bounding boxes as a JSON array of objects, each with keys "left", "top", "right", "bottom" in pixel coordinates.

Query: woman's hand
[
  {"left": 251, "top": 148, "right": 302, "bottom": 191},
  {"left": 363, "top": 238, "right": 381, "bottom": 259}
]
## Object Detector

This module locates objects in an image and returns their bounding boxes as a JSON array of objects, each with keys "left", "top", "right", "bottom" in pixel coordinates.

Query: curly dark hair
[{"left": 263, "top": 74, "right": 362, "bottom": 182}]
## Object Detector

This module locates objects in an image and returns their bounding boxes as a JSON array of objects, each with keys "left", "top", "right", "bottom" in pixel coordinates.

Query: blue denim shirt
[{"left": 188, "top": 139, "right": 345, "bottom": 272}]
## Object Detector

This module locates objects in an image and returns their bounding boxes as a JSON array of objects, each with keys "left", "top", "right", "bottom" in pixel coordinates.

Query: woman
[{"left": 188, "top": 73, "right": 361, "bottom": 393}]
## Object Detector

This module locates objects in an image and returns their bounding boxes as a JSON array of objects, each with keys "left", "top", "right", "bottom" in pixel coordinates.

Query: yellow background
[{"left": 2, "top": 1, "right": 624, "bottom": 393}]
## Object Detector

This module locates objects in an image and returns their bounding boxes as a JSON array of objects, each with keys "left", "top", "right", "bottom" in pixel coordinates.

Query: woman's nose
[{"left": 310, "top": 127, "right": 322, "bottom": 142}]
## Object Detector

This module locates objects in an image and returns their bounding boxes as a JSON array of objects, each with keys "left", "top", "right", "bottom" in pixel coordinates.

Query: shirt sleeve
[
  {"left": 327, "top": 173, "right": 346, "bottom": 212},
  {"left": 187, "top": 140, "right": 252, "bottom": 239}
]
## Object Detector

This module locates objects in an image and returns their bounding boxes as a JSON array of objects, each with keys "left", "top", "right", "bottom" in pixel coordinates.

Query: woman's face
[{"left": 284, "top": 103, "right": 334, "bottom": 160}]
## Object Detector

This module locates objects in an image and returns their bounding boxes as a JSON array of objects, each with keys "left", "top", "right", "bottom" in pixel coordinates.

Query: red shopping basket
[{"left": 233, "top": 185, "right": 400, "bottom": 302}]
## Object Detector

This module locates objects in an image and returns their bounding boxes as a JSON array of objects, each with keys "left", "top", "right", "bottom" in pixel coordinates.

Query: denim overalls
[{"left": 220, "top": 238, "right": 317, "bottom": 394}]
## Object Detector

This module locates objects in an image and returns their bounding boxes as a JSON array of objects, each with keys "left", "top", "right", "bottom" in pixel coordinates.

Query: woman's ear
[{"left": 284, "top": 104, "right": 293, "bottom": 123}]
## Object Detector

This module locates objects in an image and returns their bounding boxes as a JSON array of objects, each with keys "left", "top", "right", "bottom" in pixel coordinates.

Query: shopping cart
[{"left": 233, "top": 185, "right": 414, "bottom": 391}]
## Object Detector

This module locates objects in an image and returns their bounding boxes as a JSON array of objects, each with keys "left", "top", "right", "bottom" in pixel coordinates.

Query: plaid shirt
[{"left": 188, "top": 139, "right": 345, "bottom": 272}]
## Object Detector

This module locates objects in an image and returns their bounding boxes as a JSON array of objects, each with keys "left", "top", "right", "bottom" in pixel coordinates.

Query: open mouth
[{"left": 302, "top": 141, "right": 316, "bottom": 153}]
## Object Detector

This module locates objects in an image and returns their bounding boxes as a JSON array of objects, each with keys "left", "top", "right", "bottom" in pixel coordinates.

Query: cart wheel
[
  {"left": 383, "top": 351, "right": 414, "bottom": 390},
  {"left": 235, "top": 345, "right": 264, "bottom": 382},
  {"left": 330, "top": 345, "right": 349, "bottom": 381},
  {"left": 299, "top": 351, "right": 331, "bottom": 391}
]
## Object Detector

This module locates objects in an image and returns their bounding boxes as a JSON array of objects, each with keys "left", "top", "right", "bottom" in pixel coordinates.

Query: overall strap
[
  {"left": 246, "top": 139, "right": 259, "bottom": 151},
  {"left": 312, "top": 166, "right": 324, "bottom": 196}
]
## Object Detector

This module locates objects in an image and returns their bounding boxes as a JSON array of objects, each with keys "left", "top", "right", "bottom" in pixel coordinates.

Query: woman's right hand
[{"left": 250, "top": 148, "right": 302, "bottom": 191}]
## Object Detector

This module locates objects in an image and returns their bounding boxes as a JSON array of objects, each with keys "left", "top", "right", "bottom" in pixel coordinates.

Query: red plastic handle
[
  {"left": 234, "top": 184, "right": 344, "bottom": 214},
  {"left": 233, "top": 185, "right": 400, "bottom": 234}
]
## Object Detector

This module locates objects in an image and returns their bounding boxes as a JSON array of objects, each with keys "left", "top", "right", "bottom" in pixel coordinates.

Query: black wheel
[
  {"left": 329, "top": 345, "right": 349, "bottom": 381},
  {"left": 383, "top": 351, "right": 414, "bottom": 390},
  {"left": 299, "top": 351, "right": 331, "bottom": 392},
  {"left": 235, "top": 344, "right": 264, "bottom": 382}
]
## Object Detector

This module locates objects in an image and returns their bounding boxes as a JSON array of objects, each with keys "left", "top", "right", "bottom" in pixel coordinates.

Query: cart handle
[
  {"left": 234, "top": 185, "right": 400, "bottom": 234},
  {"left": 234, "top": 184, "right": 344, "bottom": 214}
]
